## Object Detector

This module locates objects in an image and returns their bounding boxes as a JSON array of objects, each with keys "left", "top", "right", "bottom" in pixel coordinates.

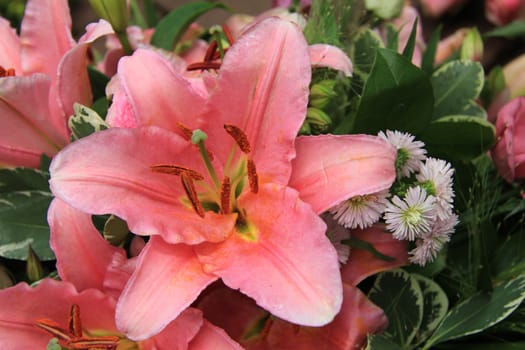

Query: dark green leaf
[
  {"left": 419, "top": 115, "right": 495, "bottom": 160},
  {"left": 151, "top": 2, "right": 228, "bottom": 51},
  {"left": 431, "top": 60, "right": 484, "bottom": 119},
  {"left": 365, "top": 334, "right": 403, "bottom": 350},
  {"left": 304, "top": 0, "right": 340, "bottom": 46},
  {"left": 69, "top": 103, "right": 109, "bottom": 140},
  {"left": 492, "top": 233, "right": 525, "bottom": 281},
  {"left": 87, "top": 66, "right": 110, "bottom": 101},
  {"left": 384, "top": 23, "right": 399, "bottom": 51},
  {"left": 0, "top": 168, "right": 50, "bottom": 193},
  {"left": 422, "top": 25, "right": 442, "bottom": 75},
  {"left": 352, "top": 48, "right": 434, "bottom": 134},
  {"left": 368, "top": 269, "right": 424, "bottom": 347},
  {"left": 426, "top": 275, "right": 525, "bottom": 346},
  {"left": 484, "top": 20, "right": 525, "bottom": 38},
  {"left": 481, "top": 66, "right": 506, "bottom": 106},
  {"left": 351, "top": 29, "right": 383, "bottom": 76},
  {"left": 401, "top": 18, "right": 418, "bottom": 62},
  {"left": 345, "top": 236, "right": 394, "bottom": 261},
  {"left": 0, "top": 191, "right": 54, "bottom": 261}
]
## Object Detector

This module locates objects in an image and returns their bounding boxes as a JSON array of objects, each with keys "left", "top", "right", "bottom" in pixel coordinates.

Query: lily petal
[
  {"left": 195, "top": 184, "right": 343, "bottom": 327},
  {"left": 147, "top": 308, "right": 204, "bottom": 350},
  {"left": 289, "top": 134, "right": 396, "bottom": 214},
  {"left": 116, "top": 237, "right": 217, "bottom": 340},
  {"left": 0, "top": 17, "right": 21, "bottom": 72},
  {"left": 205, "top": 18, "right": 311, "bottom": 185},
  {"left": 57, "top": 20, "right": 114, "bottom": 118},
  {"left": 106, "top": 48, "right": 206, "bottom": 134},
  {"left": 20, "top": 0, "right": 75, "bottom": 77},
  {"left": 0, "top": 74, "right": 67, "bottom": 167},
  {"left": 50, "top": 126, "right": 236, "bottom": 244},
  {"left": 341, "top": 224, "right": 409, "bottom": 286},
  {"left": 48, "top": 198, "right": 126, "bottom": 292},
  {"left": 0, "top": 279, "right": 117, "bottom": 349},
  {"left": 309, "top": 44, "right": 353, "bottom": 76},
  {"left": 189, "top": 319, "right": 244, "bottom": 350}
]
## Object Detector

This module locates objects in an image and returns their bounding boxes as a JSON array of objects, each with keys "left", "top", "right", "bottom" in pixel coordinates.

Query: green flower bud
[
  {"left": 103, "top": 215, "right": 129, "bottom": 247},
  {"left": 310, "top": 80, "right": 337, "bottom": 99},
  {"left": 26, "top": 245, "right": 44, "bottom": 283},
  {"left": 89, "top": 0, "right": 128, "bottom": 33},
  {"left": 460, "top": 27, "right": 483, "bottom": 62},
  {"left": 306, "top": 107, "right": 332, "bottom": 129}
]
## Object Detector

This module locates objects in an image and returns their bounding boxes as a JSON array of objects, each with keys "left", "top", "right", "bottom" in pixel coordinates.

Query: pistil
[{"left": 192, "top": 130, "right": 221, "bottom": 190}]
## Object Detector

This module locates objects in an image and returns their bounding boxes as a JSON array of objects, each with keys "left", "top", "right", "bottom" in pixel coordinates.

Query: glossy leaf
[
  {"left": 419, "top": 115, "right": 495, "bottom": 160},
  {"left": 0, "top": 168, "right": 50, "bottom": 193},
  {"left": 353, "top": 48, "right": 434, "bottom": 134},
  {"left": 431, "top": 60, "right": 484, "bottom": 119},
  {"left": 351, "top": 29, "right": 383, "bottom": 77},
  {"left": 426, "top": 275, "right": 525, "bottom": 346},
  {"left": 151, "top": 2, "right": 227, "bottom": 50},
  {"left": 368, "top": 269, "right": 424, "bottom": 347},
  {"left": 0, "top": 191, "right": 54, "bottom": 261}
]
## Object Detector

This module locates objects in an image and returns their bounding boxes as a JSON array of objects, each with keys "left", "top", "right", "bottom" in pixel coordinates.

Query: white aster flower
[
  {"left": 409, "top": 213, "right": 459, "bottom": 266},
  {"left": 322, "top": 213, "right": 351, "bottom": 265},
  {"left": 378, "top": 130, "right": 427, "bottom": 178},
  {"left": 329, "top": 190, "right": 389, "bottom": 229},
  {"left": 417, "top": 157, "right": 455, "bottom": 220},
  {"left": 384, "top": 186, "right": 436, "bottom": 241}
]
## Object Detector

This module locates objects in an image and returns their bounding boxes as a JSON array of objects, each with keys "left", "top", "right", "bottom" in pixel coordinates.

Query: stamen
[
  {"left": 176, "top": 122, "right": 193, "bottom": 141},
  {"left": 151, "top": 164, "right": 204, "bottom": 181},
  {"left": 181, "top": 172, "right": 205, "bottom": 217},
  {"left": 220, "top": 176, "right": 231, "bottom": 214},
  {"left": 186, "top": 62, "right": 222, "bottom": 71},
  {"left": 247, "top": 158, "right": 259, "bottom": 194},
  {"left": 0, "top": 66, "right": 15, "bottom": 77},
  {"left": 67, "top": 336, "right": 120, "bottom": 350},
  {"left": 224, "top": 124, "right": 251, "bottom": 153},
  {"left": 35, "top": 319, "right": 72, "bottom": 341},
  {"left": 204, "top": 40, "right": 218, "bottom": 62},
  {"left": 68, "top": 304, "right": 83, "bottom": 338},
  {"left": 222, "top": 25, "right": 235, "bottom": 45}
]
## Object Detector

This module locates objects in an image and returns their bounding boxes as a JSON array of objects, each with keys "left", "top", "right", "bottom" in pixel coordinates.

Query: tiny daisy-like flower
[
  {"left": 322, "top": 214, "right": 351, "bottom": 265},
  {"left": 378, "top": 130, "right": 427, "bottom": 178},
  {"left": 409, "top": 213, "right": 458, "bottom": 265},
  {"left": 384, "top": 186, "right": 436, "bottom": 241},
  {"left": 417, "top": 157, "right": 455, "bottom": 220},
  {"left": 329, "top": 190, "right": 389, "bottom": 229}
]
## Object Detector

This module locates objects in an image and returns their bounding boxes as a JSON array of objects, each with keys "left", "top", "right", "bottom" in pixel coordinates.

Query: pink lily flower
[
  {"left": 50, "top": 18, "right": 396, "bottom": 340},
  {"left": 0, "top": 198, "right": 242, "bottom": 349},
  {"left": 197, "top": 224, "right": 408, "bottom": 349},
  {"left": 0, "top": 0, "right": 113, "bottom": 168}
]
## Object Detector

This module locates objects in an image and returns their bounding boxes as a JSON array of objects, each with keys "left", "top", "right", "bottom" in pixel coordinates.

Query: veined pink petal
[
  {"left": 57, "top": 20, "right": 114, "bottom": 118},
  {"left": 189, "top": 319, "right": 244, "bottom": 350},
  {"left": 0, "top": 74, "right": 68, "bottom": 167},
  {"left": 48, "top": 198, "right": 126, "bottom": 292},
  {"left": 195, "top": 184, "right": 343, "bottom": 327},
  {"left": 144, "top": 308, "right": 204, "bottom": 350},
  {"left": 0, "top": 17, "right": 21, "bottom": 72},
  {"left": 309, "top": 44, "right": 353, "bottom": 76},
  {"left": 50, "top": 127, "right": 236, "bottom": 244},
  {"left": 116, "top": 237, "right": 217, "bottom": 340},
  {"left": 256, "top": 286, "right": 387, "bottom": 350},
  {"left": 341, "top": 224, "right": 409, "bottom": 286},
  {"left": 205, "top": 18, "right": 311, "bottom": 185},
  {"left": 289, "top": 134, "right": 396, "bottom": 214},
  {"left": 106, "top": 48, "right": 206, "bottom": 134},
  {"left": 20, "top": 0, "right": 75, "bottom": 77},
  {"left": 0, "top": 279, "right": 117, "bottom": 350}
]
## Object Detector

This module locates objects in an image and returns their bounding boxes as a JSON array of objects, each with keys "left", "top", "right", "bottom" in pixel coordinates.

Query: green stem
[{"left": 116, "top": 31, "right": 133, "bottom": 55}]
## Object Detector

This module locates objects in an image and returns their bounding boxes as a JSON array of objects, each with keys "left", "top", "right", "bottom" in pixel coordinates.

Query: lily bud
[
  {"left": 0, "top": 264, "right": 14, "bottom": 289},
  {"left": 103, "top": 215, "right": 129, "bottom": 247},
  {"left": 89, "top": 0, "right": 128, "bottom": 33},
  {"left": 309, "top": 79, "right": 337, "bottom": 108},
  {"left": 26, "top": 245, "right": 44, "bottom": 283},
  {"left": 460, "top": 27, "right": 483, "bottom": 62},
  {"left": 306, "top": 107, "right": 332, "bottom": 132}
]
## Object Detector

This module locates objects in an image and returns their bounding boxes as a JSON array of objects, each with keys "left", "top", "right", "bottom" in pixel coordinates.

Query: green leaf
[
  {"left": 484, "top": 20, "right": 525, "bottom": 38},
  {"left": 481, "top": 66, "right": 506, "bottom": 106},
  {"left": 0, "top": 168, "right": 50, "bottom": 193},
  {"left": 0, "top": 191, "right": 54, "bottom": 261},
  {"left": 426, "top": 275, "right": 525, "bottom": 346},
  {"left": 365, "top": 334, "right": 403, "bottom": 350},
  {"left": 365, "top": 0, "right": 403, "bottom": 19},
  {"left": 421, "top": 25, "right": 442, "bottom": 75},
  {"left": 68, "top": 103, "right": 109, "bottom": 140},
  {"left": 87, "top": 65, "right": 110, "bottom": 101},
  {"left": 304, "top": 0, "right": 341, "bottom": 46},
  {"left": 413, "top": 274, "right": 449, "bottom": 345},
  {"left": 419, "top": 115, "right": 495, "bottom": 160},
  {"left": 352, "top": 48, "right": 434, "bottom": 134},
  {"left": 431, "top": 60, "right": 484, "bottom": 120},
  {"left": 491, "top": 233, "right": 525, "bottom": 281},
  {"left": 351, "top": 29, "right": 383, "bottom": 76},
  {"left": 151, "top": 2, "right": 227, "bottom": 51},
  {"left": 401, "top": 18, "right": 418, "bottom": 62},
  {"left": 462, "top": 100, "right": 488, "bottom": 118},
  {"left": 345, "top": 236, "right": 394, "bottom": 261},
  {"left": 384, "top": 23, "right": 399, "bottom": 51},
  {"left": 368, "top": 269, "right": 424, "bottom": 347}
]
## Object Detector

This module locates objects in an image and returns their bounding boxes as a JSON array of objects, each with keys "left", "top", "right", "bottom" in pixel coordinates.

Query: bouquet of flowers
[{"left": 0, "top": 0, "right": 524, "bottom": 349}]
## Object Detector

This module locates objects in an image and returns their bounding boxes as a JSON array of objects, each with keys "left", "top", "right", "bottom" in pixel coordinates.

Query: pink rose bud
[
  {"left": 486, "top": 0, "right": 525, "bottom": 25},
  {"left": 491, "top": 97, "right": 525, "bottom": 183}
]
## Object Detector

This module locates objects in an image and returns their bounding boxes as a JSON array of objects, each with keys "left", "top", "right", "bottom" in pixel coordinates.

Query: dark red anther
[
  {"left": 186, "top": 61, "right": 222, "bottom": 71},
  {"left": 222, "top": 25, "right": 235, "bottom": 45},
  {"left": 224, "top": 124, "right": 251, "bottom": 153},
  {"left": 181, "top": 172, "right": 205, "bottom": 218},
  {"left": 247, "top": 158, "right": 259, "bottom": 194},
  {"left": 176, "top": 122, "right": 193, "bottom": 141},
  {"left": 68, "top": 304, "right": 82, "bottom": 338},
  {"left": 204, "top": 40, "right": 218, "bottom": 62},
  {"left": 0, "top": 66, "right": 15, "bottom": 77},
  {"left": 220, "top": 176, "right": 231, "bottom": 214},
  {"left": 151, "top": 164, "right": 204, "bottom": 181}
]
